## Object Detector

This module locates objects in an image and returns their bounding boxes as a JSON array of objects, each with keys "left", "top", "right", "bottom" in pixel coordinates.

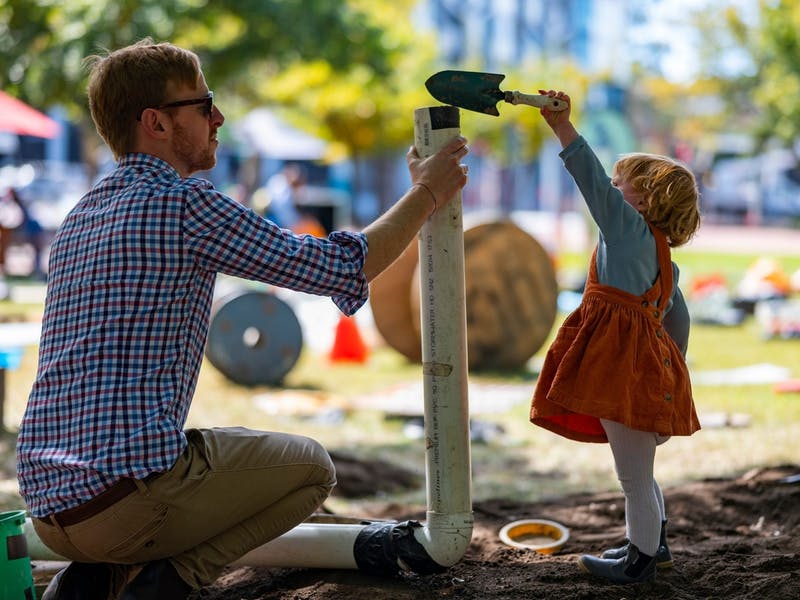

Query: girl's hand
[
  {"left": 538, "top": 90, "right": 571, "bottom": 128},
  {"left": 538, "top": 90, "right": 578, "bottom": 148}
]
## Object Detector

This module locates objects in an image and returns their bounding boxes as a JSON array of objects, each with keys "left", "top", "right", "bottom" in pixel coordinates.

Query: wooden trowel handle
[{"left": 504, "top": 91, "right": 568, "bottom": 111}]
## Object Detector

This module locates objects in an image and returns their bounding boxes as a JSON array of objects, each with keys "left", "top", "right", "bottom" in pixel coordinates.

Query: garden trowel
[{"left": 425, "top": 70, "right": 567, "bottom": 116}]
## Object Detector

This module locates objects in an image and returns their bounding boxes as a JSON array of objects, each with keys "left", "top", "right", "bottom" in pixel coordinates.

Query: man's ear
[{"left": 139, "top": 108, "right": 171, "bottom": 138}]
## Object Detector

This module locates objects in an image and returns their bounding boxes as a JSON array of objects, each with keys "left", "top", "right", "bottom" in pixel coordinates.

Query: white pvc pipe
[
  {"left": 231, "top": 522, "right": 362, "bottom": 568},
  {"left": 411, "top": 105, "right": 473, "bottom": 566},
  {"left": 231, "top": 107, "right": 473, "bottom": 571},
  {"left": 27, "top": 106, "right": 473, "bottom": 574},
  {"left": 25, "top": 518, "right": 368, "bottom": 569}
]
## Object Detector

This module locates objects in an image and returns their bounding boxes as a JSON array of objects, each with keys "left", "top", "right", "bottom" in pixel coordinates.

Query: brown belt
[{"left": 38, "top": 478, "right": 139, "bottom": 527}]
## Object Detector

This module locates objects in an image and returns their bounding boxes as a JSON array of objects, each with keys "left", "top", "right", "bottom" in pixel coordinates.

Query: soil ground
[
  {"left": 180, "top": 462, "right": 800, "bottom": 600},
  {"left": 187, "top": 223, "right": 800, "bottom": 599},
  {"left": 15, "top": 222, "right": 800, "bottom": 598}
]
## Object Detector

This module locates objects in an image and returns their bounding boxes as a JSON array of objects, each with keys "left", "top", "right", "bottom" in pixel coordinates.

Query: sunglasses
[{"left": 139, "top": 91, "right": 214, "bottom": 119}]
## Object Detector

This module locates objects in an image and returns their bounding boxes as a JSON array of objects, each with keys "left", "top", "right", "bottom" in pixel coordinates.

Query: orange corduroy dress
[{"left": 530, "top": 226, "right": 701, "bottom": 443}]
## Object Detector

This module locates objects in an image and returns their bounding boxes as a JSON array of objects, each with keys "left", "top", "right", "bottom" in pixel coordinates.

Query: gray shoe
[
  {"left": 601, "top": 541, "right": 673, "bottom": 568},
  {"left": 601, "top": 520, "right": 673, "bottom": 568},
  {"left": 580, "top": 543, "right": 657, "bottom": 584}
]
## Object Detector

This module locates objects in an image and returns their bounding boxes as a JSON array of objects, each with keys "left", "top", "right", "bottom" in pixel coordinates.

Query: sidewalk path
[{"left": 685, "top": 224, "right": 800, "bottom": 255}]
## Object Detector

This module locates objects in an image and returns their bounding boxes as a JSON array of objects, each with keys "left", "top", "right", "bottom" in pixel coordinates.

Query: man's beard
[{"left": 173, "top": 122, "right": 216, "bottom": 174}]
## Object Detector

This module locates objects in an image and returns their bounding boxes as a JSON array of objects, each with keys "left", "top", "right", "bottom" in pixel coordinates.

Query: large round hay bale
[
  {"left": 371, "top": 221, "right": 558, "bottom": 371},
  {"left": 462, "top": 221, "right": 558, "bottom": 370},
  {"left": 368, "top": 241, "right": 422, "bottom": 362}
]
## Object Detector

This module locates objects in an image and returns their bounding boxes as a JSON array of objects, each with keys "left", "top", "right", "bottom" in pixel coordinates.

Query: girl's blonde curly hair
[{"left": 613, "top": 153, "right": 701, "bottom": 247}]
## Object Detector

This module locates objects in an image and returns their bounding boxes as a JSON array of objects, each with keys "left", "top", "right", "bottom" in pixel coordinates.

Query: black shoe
[
  {"left": 119, "top": 559, "right": 193, "bottom": 600},
  {"left": 601, "top": 520, "right": 673, "bottom": 568},
  {"left": 41, "top": 562, "right": 113, "bottom": 600},
  {"left": 601, "top": 540, "right": 673, "bottom": 568},
  {"left": 579, "top": 543, "right": 657, "bottom": 584}
]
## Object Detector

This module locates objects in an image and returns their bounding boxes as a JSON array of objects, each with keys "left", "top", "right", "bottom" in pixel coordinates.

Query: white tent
[{"left": 234, "top": 108, "right": 327, "bottom": 160}]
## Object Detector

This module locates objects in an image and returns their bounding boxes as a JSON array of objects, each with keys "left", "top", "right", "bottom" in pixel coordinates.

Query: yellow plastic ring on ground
[{"left": 498, "top": 518, "right": 570, "bottom": 554}]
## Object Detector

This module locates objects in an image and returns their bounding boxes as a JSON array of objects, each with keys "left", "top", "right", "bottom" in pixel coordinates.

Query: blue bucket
[{"left": 0, "top": 348, "right": 24, "bottom": 370}]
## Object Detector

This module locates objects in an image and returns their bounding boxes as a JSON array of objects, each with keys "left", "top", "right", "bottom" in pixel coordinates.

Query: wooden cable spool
[
  {"left": 206, "top": 290, "right": 303, "bottom": 386},
  {"left": 370, "top": 220, "right": 558, "bottom": 371}
]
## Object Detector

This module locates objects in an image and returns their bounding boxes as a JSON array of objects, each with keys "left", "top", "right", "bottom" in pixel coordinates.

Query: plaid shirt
[{"left": 16, "top": 154, "right": 368, "bottom": 517}]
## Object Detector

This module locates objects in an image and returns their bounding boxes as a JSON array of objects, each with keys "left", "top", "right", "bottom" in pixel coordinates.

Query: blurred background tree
[
  {"left": 0, "top": 0, "right": 392, "bottom": 114},
  {"left": 0, "top": 0, "right": 394, "bottom": 173},
  {"left": 720, "top": 0, "right": 800, "bottom": 159},
  {"left": 4, "top": 1, "right": 796, "bottom": 220},
  {"left": 654, "top": 0, "right": 800, "bottom": 162},
  {"left": 0, "top": 0, "right": 578, "bottom": 205}
]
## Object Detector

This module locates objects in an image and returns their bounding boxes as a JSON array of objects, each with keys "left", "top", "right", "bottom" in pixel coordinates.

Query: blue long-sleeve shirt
[{"left": 560, "top": 136, "right": 689, "bottom": 354}]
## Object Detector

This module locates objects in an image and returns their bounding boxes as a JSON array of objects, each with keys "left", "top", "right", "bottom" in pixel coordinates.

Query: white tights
[{"left": 600, "top": 419, "right": 669, "bottom": 556}]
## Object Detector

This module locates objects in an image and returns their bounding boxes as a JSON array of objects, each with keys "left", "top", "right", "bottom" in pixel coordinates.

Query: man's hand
[
  {"left": 361, "top": 135, "right": 469, "bottom": 281},
  {"left": 406, "top": 135, "right": 469, "bottom": 214}
]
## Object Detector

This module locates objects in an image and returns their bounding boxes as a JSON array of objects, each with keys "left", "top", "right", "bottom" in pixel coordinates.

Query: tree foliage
[
  {"left": 692, "top": 0, "right": 800, "bottom": 158},
  {"left": 725, "top": 0, "right": 800, "bottom": 155},
  {"left": 0, "top": 0, "right": 587, "bottom": 167},
  {"left": 0, "top": 0, "right": 393, "bottom": 122},
  {"left": 257, "top": 1, "right": 437, "bottom": 159}
]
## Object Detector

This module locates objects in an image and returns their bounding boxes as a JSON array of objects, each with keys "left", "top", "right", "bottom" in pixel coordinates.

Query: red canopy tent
[{"left": 0, "top": 90, "right": 60, "bottom": 138}]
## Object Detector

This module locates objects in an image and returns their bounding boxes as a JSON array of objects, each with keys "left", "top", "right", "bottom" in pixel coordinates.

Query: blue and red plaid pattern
[{"left": 16, "top": 154, "right": 368, "bottom": 517}]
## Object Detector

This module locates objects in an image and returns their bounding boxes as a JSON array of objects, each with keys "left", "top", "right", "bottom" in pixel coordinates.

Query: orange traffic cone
[{"left": 329, "top": 314, "right": 369, "bottom": 363}]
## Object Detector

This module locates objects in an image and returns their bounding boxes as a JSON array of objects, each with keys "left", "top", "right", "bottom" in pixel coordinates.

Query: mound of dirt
[{"left": 193, "top": 464, "right": 800, "bottom": 600}]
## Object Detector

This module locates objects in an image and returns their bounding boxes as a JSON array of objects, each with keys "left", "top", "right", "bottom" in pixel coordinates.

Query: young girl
[{"left": 530, "top": 91, "right": 702, "bottom": 584}]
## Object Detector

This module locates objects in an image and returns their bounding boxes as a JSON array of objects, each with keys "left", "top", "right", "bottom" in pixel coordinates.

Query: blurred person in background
[
  {"left": 2, "top": 187, "right": 47, "bottom": 278},
  {"left": 16, "top": 38, "right": 468, "bottom": 599},
  {"left": 0, "top": 191, "right": 9, "bottom": 299},
  {"left": 264, "top": 161, "right": 305, "bottom": 227},
  {"left": 1, "top": 186, "right": 47, "bottom": 291},
  {"left": 263, "top": 162, "right": 327, "bottom": 236}
]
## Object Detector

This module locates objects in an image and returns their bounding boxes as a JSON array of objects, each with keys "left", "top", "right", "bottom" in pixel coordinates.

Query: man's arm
[{"left": 362, "top": 136, "right": 468, "bottom": 281}]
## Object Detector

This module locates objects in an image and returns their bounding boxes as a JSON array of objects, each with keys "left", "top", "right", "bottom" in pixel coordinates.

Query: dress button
[
  {"left": 656, "top": 329, "right": 663, "bottom": 338},
  {"left": 664, "top": 358, "right": 671, "bottom": 367},
  {"left": 641, "top": 300, "right": 649, "bottom": 307},
  {"left": 653, "top": 310, "right": 660, "bottom": 318},
  {"left": 664, "top": 393, "right": 672, "bottom": 402}
]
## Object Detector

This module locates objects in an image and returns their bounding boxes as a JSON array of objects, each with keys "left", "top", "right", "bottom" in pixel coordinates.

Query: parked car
[{"left": 705, "top": 149, "right": 800, "bottom": 223}]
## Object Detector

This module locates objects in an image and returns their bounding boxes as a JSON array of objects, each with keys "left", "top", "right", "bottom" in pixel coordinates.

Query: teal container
[
  {"left": 0, "top": 510, "right": 36, "bottom": 600},
  {"left": 0, "top": 348, "right": 24, "bottom": 370}
]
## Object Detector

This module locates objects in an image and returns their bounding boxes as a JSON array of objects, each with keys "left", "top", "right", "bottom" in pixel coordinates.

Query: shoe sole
[{"left": 578, "top": 557, "right": 658, "bottom": 583}]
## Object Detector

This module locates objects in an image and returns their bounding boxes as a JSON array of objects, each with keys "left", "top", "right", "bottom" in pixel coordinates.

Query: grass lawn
[{"left": 1, "top": 246, "right": 799, "bottom": 515}]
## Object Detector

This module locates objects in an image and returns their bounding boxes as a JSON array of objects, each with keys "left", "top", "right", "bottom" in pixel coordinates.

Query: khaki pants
[{"left": 33, "top": 427, "right": 336, "bottom": 589}]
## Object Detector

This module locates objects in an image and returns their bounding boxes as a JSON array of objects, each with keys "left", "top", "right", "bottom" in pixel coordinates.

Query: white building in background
[
  {"left": 422, "top": 0, "right": 653, "bottom": 79},
  {"left": 419, "top": 0, "right": 645, "bottom": 214},
  {"left": 424, "top": 0, "right": 756, "bottom": 82},
  {"left": 417, "top": 0, "right": 761, "bottom": 217}
]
